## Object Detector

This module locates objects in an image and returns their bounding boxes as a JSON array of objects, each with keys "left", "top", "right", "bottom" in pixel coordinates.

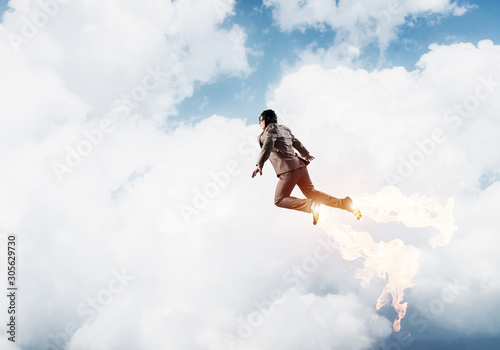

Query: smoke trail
[
  {"left": 357, "top": 186, "right": 457, "bottom": 249},
  {"left": 318, "top": 186, "right": 456, "bottom": 331}
]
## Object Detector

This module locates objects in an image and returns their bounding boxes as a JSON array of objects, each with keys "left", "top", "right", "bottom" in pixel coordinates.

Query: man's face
[{"left": 259, "top": 116, "right": 265, "bottom": 130}]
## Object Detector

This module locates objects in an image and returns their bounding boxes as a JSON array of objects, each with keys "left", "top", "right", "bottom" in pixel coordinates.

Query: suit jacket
[{"left": 256, "top": 123, "right": 310, "bottom": 176}]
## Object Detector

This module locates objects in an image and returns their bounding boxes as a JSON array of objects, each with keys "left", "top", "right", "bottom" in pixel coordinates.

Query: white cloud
[
  {"left": 264, "top": 0, "right": 473, "bottom": 67},
  {"left": 228, "top": 291, "right": 392, "bottom": 350},
  {"left": 0, "top": 337, "right": 21, "bottom": 350},
  {"left": 0, "top": 0, "right": 250, "bottom": 125},
  {"left": 265, "top": 39, "right": 500, "bottom": 338},
  {"left": 0, "top": 0, "right": 499, "bottom": 348}
]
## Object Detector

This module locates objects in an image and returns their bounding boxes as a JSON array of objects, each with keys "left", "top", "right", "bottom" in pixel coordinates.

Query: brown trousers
[{"left": 274, "top": 166, "right": 346, "bottom": 213}]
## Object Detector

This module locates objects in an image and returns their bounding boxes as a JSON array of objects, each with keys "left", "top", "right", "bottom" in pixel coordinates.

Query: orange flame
[{"left": 318, "top": 186, "right": 456, "bottom": 331}]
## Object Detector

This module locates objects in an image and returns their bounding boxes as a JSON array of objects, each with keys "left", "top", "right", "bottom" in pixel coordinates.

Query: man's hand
[
  {"left": 305, "top": 155, "right": 315, "bottom": 162},
  {"left": 251, "top": 165, "right": 262, "bottom": 178}
]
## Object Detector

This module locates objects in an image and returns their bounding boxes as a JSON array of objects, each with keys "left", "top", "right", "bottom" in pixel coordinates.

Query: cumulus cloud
[
  {"left": 1, "top": 0, "right": 250, "bottom": 127},
  {"left": 0, "top": 112, "right": 393, "bottom": 349},
  {"left": 263, "top": 0, "right": 473, "bottom": 66},
  {"left": 228, "top": 291, "right": 392, "bottom": 350},
  {"left": 265, "top": 39, "right": 500, "bottom": 341},
  {"left": 0, "top": 0, "right": 499, "bottom": 349}
]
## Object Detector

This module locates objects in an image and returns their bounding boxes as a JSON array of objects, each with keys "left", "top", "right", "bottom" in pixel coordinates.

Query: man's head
[{"left": 259, "top": 109, "right": 278, "bottom": 129}]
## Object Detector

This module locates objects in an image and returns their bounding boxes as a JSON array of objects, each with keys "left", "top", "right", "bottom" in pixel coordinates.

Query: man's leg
[
  {"left": 274, "top": 168, "right": 311, "bottom": 213},
  {"left": 296, "top": 167, "right": 361, "bottom": 220},
  {"left": 296, "top": 167, "right": 348, "bottom": 210}
]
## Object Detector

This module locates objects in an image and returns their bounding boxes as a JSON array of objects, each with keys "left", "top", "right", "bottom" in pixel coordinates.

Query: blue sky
[
  {"left": 1, "top": 1, "right": 500, "bottom": 349},
  {"left": 177, "top": 0, "right": 500, "bottom": 124},
  {"left": 0, "top": 0, "right": 7, "bottom": 13}
]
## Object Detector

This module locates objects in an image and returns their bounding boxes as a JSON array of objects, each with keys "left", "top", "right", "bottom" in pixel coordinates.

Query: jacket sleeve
[
  {"left": 256, "top": 124, "right": 278, "bottom": 168},
  {"left": 289, "top": 128, "right": 310, "bottom": 157}
]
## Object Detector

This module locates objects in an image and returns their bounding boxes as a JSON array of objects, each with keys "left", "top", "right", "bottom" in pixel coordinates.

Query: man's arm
[
  {"left": 251, "top": 164, "right": 262, "bottom": 178},
  {"left": 255, "top": 124, "right": 278, "bottom": 169},
  {"left": 288, "top": 128, "right": 310, "bottom": 157}
]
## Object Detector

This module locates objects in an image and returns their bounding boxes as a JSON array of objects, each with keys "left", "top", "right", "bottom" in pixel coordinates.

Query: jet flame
[{"left": 318, "top": 186, "right": 456, "bottom": 331}]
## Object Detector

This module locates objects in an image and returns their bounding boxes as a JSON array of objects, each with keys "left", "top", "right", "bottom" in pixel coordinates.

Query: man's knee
[
  {"left": 274, "top": 197, "right": 284, "bottom": 207},
  {"left": 303, "top": 189, "right": 318, "bottom": 199}
]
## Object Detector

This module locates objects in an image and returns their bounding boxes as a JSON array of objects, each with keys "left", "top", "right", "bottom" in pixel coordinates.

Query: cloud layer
[
  {"left": 0, "top": 1, "right": 499, "bottom": 349},
  {"left": 264, "top": 0, "right": 472, "bottom": 66},
  {"left": 265, "top": 39, "right": 500, "bottom": 343}
]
